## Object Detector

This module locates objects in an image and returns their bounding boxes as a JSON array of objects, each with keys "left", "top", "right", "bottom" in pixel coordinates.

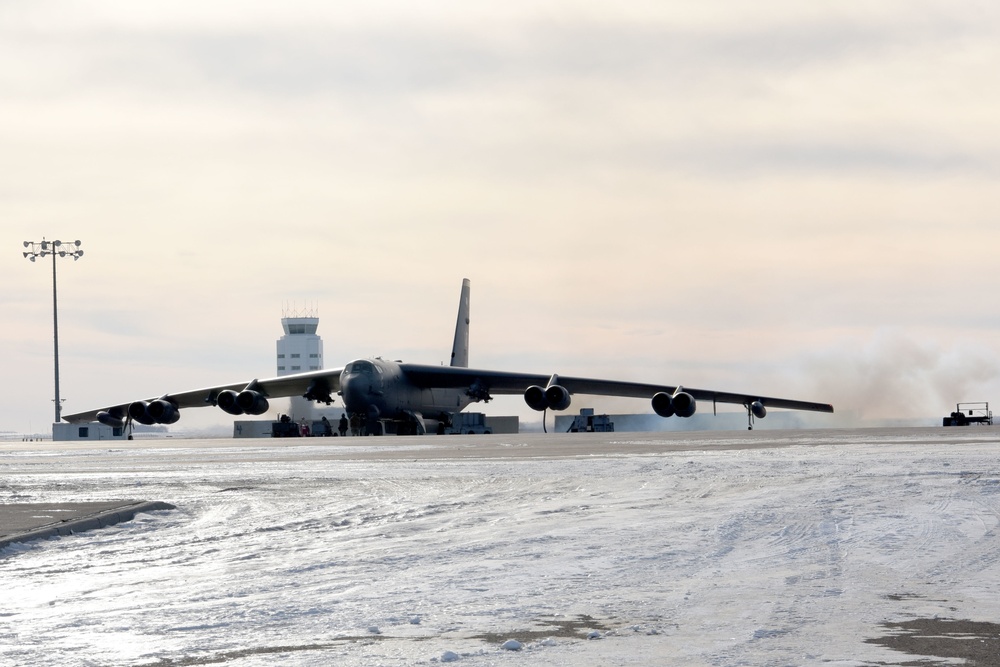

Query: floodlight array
[{"left": 23, "top": 238, "right": 84, "bottom": 262}]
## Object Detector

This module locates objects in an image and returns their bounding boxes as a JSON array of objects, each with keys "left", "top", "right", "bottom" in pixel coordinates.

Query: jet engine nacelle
[
  {"left": 128, "top": 400, "right": 156, "bottom": 425},
  {"left": 216, "top": 390, "right": 243, "bottom": 415},
  {"left": 524, "top": 384, "right": 572, "bottom": 411},
  {"left": 218, "top": 386, "right": 269, "bottom": 416},
  {"left": 524, "top": 385, "right": 548, "bottom": 411},
  {"left": 544, "top": 384, "right": 571, "bottom": 411},
  {"left": 237, "top": 389, "right": 269, "bottom": 416},
  {"left": 97, "top": 409, "right": 126, "bottom": 429},
  {"left": 147, "top": 399, "right": 181, "bottom": 424},
  {"left": 750, "top": 400, "right": 767, "bottom": 419},
  {"left": 652, "top": 390, "right": 697, "bottom": 418}
]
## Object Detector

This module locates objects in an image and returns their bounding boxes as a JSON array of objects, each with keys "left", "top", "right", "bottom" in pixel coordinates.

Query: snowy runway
[{"left": 3, "top": 428, "right": 1000, "bottom": 666}]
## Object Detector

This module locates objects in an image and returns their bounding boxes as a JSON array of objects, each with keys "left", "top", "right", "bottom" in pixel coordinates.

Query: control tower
[{"left": 276, "top": 305, "right": 324, "bottom": 421}]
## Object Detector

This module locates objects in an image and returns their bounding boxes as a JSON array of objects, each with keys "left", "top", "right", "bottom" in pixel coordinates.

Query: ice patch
[{"left": 3, "top": 433, "right": 1000, "bottom": 667}]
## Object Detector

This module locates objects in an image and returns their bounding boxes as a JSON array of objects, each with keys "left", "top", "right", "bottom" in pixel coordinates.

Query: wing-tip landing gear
[{"left": 744, "top": 400, "right": 766, "bottom": 431}]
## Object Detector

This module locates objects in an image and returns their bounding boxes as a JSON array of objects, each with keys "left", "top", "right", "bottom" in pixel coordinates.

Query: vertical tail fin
[{"left": 450, "top": 278, "right": 471, "bottom": 367}]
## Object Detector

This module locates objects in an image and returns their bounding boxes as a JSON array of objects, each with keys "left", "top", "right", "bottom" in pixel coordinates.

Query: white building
[
  {"left": 276, "top": 308, "right": 324, "bottom": 421},
  {"left": 53, "top": 422, "right": 126, "bottom": 441}
]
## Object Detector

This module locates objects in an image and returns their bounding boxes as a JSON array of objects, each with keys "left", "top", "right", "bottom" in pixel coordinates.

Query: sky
[{"left": 3, "top": 0, "right": 999, "bottom": 434}]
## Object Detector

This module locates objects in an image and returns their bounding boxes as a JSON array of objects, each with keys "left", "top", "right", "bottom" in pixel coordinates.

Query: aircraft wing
[
  {"left": 62, "top": 368, "right": 344, "bottom": 424},
  {"left": 400, "top": 364, "right": 834, "bottom": 413}
]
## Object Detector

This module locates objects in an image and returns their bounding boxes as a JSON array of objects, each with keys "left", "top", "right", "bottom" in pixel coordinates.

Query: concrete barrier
[{"left": 0, "top": 501, "right": 176, "bottom": 551}]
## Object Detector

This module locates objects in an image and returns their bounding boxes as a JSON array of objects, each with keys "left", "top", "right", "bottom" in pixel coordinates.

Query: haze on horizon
[{"left": 3, "top": 1, "right": 998, "bottom": 434}]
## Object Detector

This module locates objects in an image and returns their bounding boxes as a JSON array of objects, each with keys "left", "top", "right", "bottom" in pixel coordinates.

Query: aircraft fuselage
[{"left": 339, "top": 358, "right": 473, "bottom": 428}]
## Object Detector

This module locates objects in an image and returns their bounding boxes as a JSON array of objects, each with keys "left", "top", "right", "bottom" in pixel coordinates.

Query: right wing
[{"left": 62, "top": 368, "right": 343, "bottom": 426}]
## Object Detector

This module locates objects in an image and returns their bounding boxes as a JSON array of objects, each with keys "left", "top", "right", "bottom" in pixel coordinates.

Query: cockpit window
[{"left": 346, "top": 361, "right": 377, "bottom": 376}]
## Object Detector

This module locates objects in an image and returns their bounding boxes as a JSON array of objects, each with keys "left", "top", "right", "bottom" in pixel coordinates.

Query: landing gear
[
  {"left": 365, "top": 405, "right": 382, "bottom": 436},
  {"left": 744, "top": 400, "right": 766, "bottom": 430}
]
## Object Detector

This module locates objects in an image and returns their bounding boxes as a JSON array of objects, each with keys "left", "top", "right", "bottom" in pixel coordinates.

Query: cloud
[
  {"left": 797, "top": 330, "right": 1000, "bottom": 423},
  {"left": 2, "top": 1, "right": 999, "bottom": 433}
]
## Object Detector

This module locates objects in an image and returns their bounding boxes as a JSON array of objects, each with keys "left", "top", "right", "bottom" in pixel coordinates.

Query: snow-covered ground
[{"left": 3, "top": 428, "right": 1000, "bottom": 666}]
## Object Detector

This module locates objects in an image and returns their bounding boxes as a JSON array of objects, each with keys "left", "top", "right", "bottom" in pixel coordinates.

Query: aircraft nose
[{"left": 340, "top": 375, "right": 367, "bottom": 412}]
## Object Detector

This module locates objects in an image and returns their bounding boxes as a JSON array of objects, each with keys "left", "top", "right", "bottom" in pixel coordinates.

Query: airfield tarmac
[{"left": 2, "top": 427, "right": 1000, "bottom": 666}]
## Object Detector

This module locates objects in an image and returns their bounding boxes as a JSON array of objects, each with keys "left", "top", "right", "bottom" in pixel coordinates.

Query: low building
[{"left": 53, "top": 422, "right": 126, "bottom": 441}]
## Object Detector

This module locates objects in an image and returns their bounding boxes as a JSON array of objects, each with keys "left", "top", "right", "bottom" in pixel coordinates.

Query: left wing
[
  {"left": 401, "top": 364, "right": 834, "bottom": 414},
  {"left": 62, "top": 368, "right": 343, "bottom": 426}
]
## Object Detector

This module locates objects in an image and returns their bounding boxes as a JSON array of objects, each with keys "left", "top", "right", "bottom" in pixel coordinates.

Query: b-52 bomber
[{"left": 64, "top": 279, "right": 833, "bottom": 434}]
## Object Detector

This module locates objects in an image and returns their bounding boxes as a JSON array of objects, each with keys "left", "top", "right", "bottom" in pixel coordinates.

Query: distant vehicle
[
  {"left": 943, "top": 402, "right": 993, "bottom": 426},
  {"left": 64, "top": 280, "right": 834, "bottom": 434},
  {"left": 567, "top": 408, "right": 614, "bottom": 433}
]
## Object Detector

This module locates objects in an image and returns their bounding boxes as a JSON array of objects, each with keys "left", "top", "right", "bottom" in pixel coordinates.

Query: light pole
[{"left": 23, "top": 238, "right": 84, "bottom": 424}]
